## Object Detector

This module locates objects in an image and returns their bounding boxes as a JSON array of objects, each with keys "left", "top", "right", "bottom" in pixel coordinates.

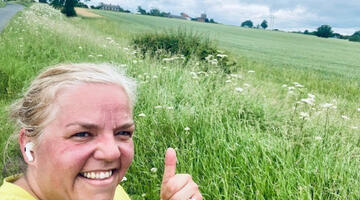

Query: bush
[
  {"left": 349, "top": 31, "right": 360, "bottom": 42},
  {"left": 131, "top": 29, "right": 236, "bottom": 73}
]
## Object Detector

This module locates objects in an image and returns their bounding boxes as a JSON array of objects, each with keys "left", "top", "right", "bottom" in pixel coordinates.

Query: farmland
[{"left": 0, "top": 4, "right": 360, "bottom": 199}]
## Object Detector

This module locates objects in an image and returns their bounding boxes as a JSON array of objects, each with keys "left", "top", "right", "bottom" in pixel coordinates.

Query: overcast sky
[{"left": 90, "top": 0, "right": 360, "bottom": 35}]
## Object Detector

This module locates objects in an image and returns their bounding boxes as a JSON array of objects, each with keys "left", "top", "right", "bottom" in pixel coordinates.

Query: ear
[{"left": 18, "top": 128, "right": 36, "bottom": 165}]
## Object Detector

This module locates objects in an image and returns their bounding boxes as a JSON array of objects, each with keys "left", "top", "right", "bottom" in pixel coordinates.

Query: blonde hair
[
  {"left": 3, "top": 63, "right": 136, "bottom": 175},
  {"left": 10, "top": 63, "right": 136, "bottom": 138}
]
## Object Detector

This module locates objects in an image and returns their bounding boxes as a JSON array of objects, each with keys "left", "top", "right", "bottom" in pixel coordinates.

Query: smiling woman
[{"left": 0, "top": 63, "right": 202, "bottom": 200}]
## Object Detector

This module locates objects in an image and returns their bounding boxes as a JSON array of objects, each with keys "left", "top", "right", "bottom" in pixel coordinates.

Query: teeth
[{"left": 81, "top": 170, "right": 113, "bottom": 180}]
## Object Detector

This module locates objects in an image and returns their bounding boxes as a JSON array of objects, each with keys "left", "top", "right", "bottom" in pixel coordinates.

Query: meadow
[{"left": 0, "top": 4, "right": 360, "bottom": 199}]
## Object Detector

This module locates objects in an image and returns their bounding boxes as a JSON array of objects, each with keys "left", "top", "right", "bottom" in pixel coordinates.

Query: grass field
[{"left": 1, "top": 4, "right": 360, "bottom": 199}]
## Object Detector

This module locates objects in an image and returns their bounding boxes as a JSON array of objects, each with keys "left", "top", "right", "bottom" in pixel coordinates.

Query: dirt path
[
  {"left": 0, "top": 2, "right": 25, "bottom": 32},
  {"left": 75, "top": 7, "right": 102, "bottom": 18}
]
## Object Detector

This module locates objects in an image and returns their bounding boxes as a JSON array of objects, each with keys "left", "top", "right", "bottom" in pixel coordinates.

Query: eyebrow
[{"left": 65, "top": 122, "right": 135, "bottom": 130}]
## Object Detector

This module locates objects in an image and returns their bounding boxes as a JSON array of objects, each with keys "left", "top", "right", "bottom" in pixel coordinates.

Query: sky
[{"left": 88, "top": 0, "right": 360, "bottom": 35}]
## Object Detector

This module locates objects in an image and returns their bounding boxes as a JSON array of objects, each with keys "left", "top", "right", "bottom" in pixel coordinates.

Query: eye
[
  {"left": 72, "top": 132, "right": 91, "bottom": 138},
  {"left": 115, "top": 131, "right": 132, "bottom": 137}
]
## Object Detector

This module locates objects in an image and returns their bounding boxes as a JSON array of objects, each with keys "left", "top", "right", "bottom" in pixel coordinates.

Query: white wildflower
[
  {"left": 314, "top": 136, "right": 322, "bottom": 140},
  {"left": 121, "top": 176, "right": 127, "bottom": 182},
  {"left": 184, "top": 127, "right": 190, "bottom": 131},
  {"left": 357, "top": 108, "right": 360, "bottom": 111},
  {"left": 294, "top": 82, "right": 304, "bottom": 88},
  {"left": 243, "top": 83, "right": 250, "bottom": 87},
  {"left": 123, "top": 47, "right": 129, "bottom": 51},
  {"left": 152, "top": 75, "right": 158, "bottom": 79},
  {"left": 225, "top": 80, "right": 232, "bottom": 83},
  {"left": 301, "top": 98, "right": 314, "bottom": 105},
  {"left": 97, "top": 54, "right": 103, "bottom": 57},
  {"left": 88, "top": 54, "right": 94, "bottom": 57},
  {"left": 308, "top": 93, "right": 315, "bottom": 99},
  {"left": 299, "top": 112, "right": 309, "bottom": 119},
  {"left": 321, "top": 103, "right": 333, "bottom": 108},
  {"left": 78, "top": 46, "right": 82, "bottom": 49},
  {"left": 141, "top": 193, "right": 146, "bottom": 197},
  {"left": 216, "top": 54, "right": 228, "bottom": 58},
  {"left": 167, "top": 106, "right": 174, "bottom": 110},
  {"left": 138, "top": 113, "right": 146, "bottom": 117},
  {"left": 341, "top": 115, "right": 350, "bottom": 120},
  {"left": 205, "top": 55, "right": 213, "bottom": 61},
  {"left": 162, "top": 58, "right": 173, "bottom": 62},
  {"left": 150, "top": 168, "right": 158, "bottom": 173},
  {"left": 288, "top": 86, "right": 295, "bottom": 90},
  {"left": 282, "top": 84, "right": 287, "bottom": 88},
  {"left": 133, "top": 60, "right": 138, "bottom": 64},
  {"left": 235, "top": 87, "right": 244, "bottom": 92},
  {"left": 119, "top": 64, "right": 127, "bottom": 67},
  {"left": 247, "top": 70, "right": 255, "bottom": 73},
  {"left": 154, "top": 105, "right": 163, "bottom": 109}
]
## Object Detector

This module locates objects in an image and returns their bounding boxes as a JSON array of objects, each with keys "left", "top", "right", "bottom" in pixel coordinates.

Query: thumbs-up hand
[{"left": 160, "top": 148, "right": 202, "bottom": 200}]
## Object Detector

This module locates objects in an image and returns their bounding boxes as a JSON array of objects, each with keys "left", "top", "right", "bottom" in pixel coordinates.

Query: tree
[
  {"left": 50, "top": 0, "right": 62, "bottom": 9},
  {"left": 261, "top": 20, "right": 268, "bottom": 29},
  {"left": 315, "top": 25, "right": 333, "bottom": 38},
  {"left": 349, "top": 31, "right": 360, "bottom": 42},
  {"left": 62, "top": 0, "right": 77, "bottom": 17},
  {"left": 149, "top": 8, "right": 161, "bottom": 16},
  {"left": 241, "top": 20, "right": 253, "bottom": 28},
  {"left": 137, "top": 6, "right": 147, "bottom": 15}
]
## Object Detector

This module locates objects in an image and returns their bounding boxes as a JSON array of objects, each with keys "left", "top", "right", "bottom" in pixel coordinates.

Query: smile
[{"left": 79, "top": 170, "right": 113, "bottom": 180}]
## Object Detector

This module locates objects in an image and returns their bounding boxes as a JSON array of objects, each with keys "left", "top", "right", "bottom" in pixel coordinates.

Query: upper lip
[{"left": 80, "top": 168, "right": 117, "bottom": 173}]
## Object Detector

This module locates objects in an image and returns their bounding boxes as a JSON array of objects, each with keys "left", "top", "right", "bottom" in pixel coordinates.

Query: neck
[{"left": 14, "top": 172, "right": 40, "bottom": 200}]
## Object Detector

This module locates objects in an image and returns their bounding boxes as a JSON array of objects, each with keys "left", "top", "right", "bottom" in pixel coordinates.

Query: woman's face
[{"left": 28, "top": 83, "right": 134, "bottom": 200}]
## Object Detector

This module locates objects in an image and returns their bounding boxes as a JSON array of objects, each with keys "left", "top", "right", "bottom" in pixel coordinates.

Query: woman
[{"left": 0, "top": 63, "right": 202, "bottom": 200}]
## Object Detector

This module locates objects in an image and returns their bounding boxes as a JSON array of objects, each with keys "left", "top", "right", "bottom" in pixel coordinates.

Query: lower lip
[{"left": 79, "top": 170, "right": 118, "bottom": 186}]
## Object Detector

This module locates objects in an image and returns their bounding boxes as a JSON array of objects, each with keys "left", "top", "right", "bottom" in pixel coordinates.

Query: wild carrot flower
[
  {"left": 321, "top": 103, "right": 333, "bottom": 108},
  {"left": 314, "top": 136, "right": 322, "bottom": 140},
  {"left": 184, "top": 127, "right": 190, "bottom": 131},
  {"left": 299, "top": 112, "right": 309, "bottom": 119},
  {"left": 341, "top": 115, "right": 350, "bottom": 120},
  {"left": 235, "top": 87, "right": 244, "bottom": 92}
]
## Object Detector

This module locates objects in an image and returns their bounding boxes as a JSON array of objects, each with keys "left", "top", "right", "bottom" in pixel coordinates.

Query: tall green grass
[{"left": 1, "top": 4, "right": 360, "bottom": 199}]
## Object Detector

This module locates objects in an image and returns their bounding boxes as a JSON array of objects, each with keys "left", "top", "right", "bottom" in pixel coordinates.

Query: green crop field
[{"left": 1, "top": 4, "right": 360, "bottom": 199}]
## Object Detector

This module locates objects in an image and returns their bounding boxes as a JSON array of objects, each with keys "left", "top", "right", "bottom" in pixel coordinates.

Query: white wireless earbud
[{"left": 25, "top": 142, "right": 34, "bottom": 162}]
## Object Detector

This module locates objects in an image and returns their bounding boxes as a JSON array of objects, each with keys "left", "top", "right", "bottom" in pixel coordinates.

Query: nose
[{"left": 93, "top": 134, "right": 121, "bottom": 161}]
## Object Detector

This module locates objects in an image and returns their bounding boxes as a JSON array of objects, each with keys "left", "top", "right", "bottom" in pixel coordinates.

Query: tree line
[
  {"left": 240, "top": 19, "right": 360, "bottom": 42},
  {"left": 136, "top": 6, "right": 217, "bottom": 23}
]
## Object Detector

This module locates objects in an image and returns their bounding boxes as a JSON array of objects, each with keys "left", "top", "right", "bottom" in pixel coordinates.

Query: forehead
[{"left": 54, "top": 83, "right": 132, "bottom": 125}]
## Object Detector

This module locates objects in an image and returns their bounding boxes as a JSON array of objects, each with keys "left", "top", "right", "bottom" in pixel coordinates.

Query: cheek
[
  {"left": 120, "top": 141, "right": 134, "bottom": 165},
  {"left": 39, "top": 141, "right": 94, "bottom": 171}
]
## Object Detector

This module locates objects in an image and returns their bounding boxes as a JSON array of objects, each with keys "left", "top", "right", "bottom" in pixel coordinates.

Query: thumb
[{"left": 162, "top": 147, "right": 177, "bottom": 183}]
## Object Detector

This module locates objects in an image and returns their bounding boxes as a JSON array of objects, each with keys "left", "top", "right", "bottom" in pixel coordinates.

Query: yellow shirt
[{"left": 0, "top": 174, "right": 131, "bottom": 200}]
